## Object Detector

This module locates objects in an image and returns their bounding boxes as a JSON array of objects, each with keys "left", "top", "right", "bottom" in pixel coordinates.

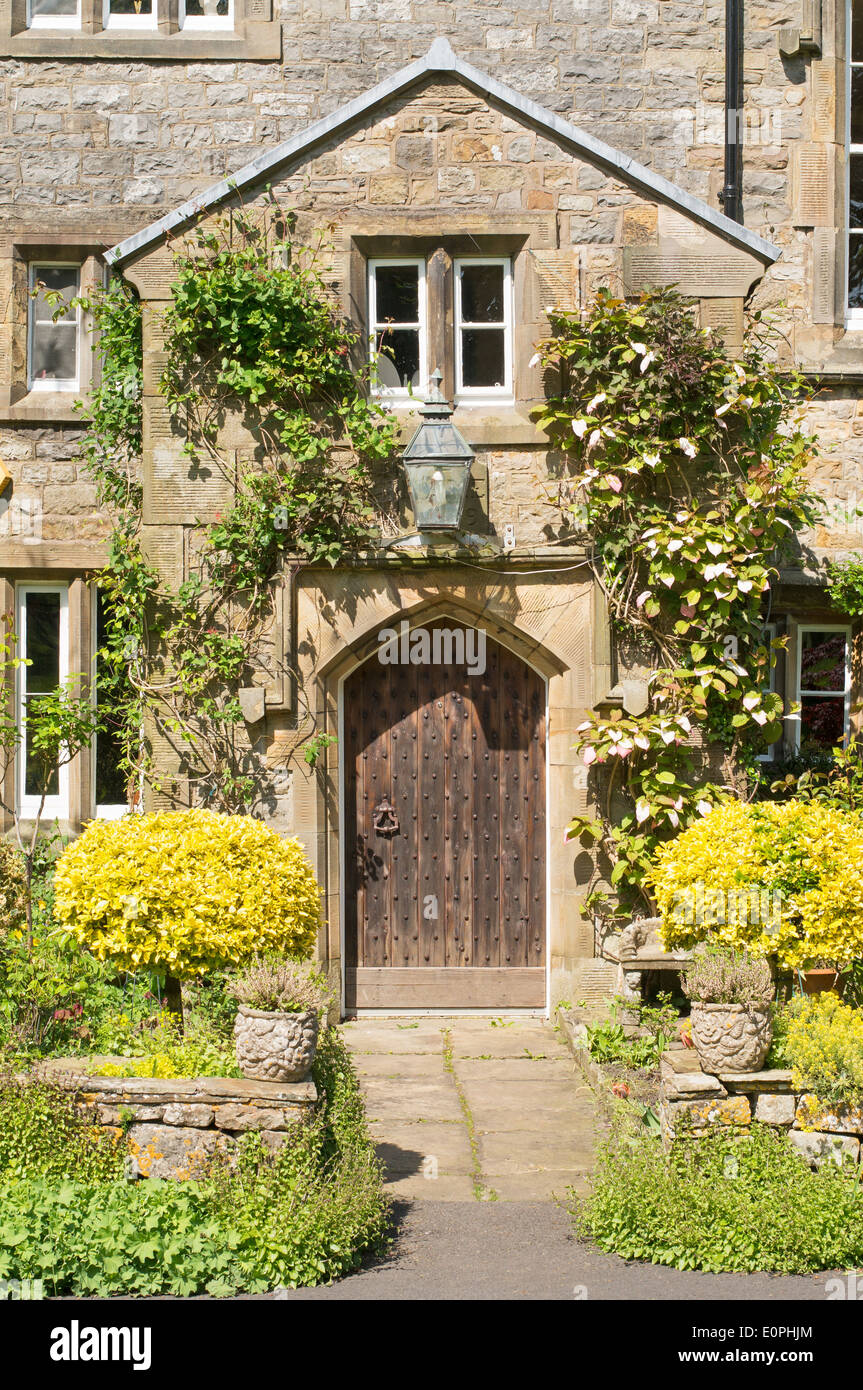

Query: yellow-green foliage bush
[
  {"left": 786, "top": 993, "right": 863, "bottom": 1107},
  {"left": 648, "top": 799, "right": 863, "bottom": 969},
  {"left": 0, "top": 839, "right": 26, "bottom": 936},
  {"left": 53, "top": 809, "right": 321, "bottom": 977}
]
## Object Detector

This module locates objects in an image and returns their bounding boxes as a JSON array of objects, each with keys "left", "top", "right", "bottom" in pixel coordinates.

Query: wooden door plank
[
  {"left": 447, "top": 655, "right": 473, "bottom": 966},
  {"left": 418, "top": 665, "right": 446, "bottom": 966},
  {"left": 473, "top": 634, "right": 500, "bottom": 968},
  {"left": 348, "top": 966, "right": 546, "bottom": 1009}
]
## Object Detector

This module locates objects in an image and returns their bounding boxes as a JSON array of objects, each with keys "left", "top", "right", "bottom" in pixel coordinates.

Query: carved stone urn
[
  {"left": 689, "top": 1002, "right": 772, "bottom": 1075},
  {"left": 234, "top": 1005, "right": 319, "bottom": 1082}
]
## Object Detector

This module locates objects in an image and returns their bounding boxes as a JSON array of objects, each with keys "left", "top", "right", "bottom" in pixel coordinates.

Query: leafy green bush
[
  {"left": 0, "top": 1029, "right": 388, "bottom": 1295},
  {"left": 0, "top": 1179, "right": 243, "bottom": 1298},
  {"left": 0, "top": 1076, "right": 123, "bottom": 1183},
  {"left": 785, "top": 993, "right": 863, "bottom": 1106},
  {"left": 573, "top": 1118, "right": 863, "bottom": 1273}
]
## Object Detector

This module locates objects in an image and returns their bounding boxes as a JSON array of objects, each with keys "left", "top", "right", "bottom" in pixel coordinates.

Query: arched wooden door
[{"left": 343, "top": 622, "right": 546, "bottom": 1009}]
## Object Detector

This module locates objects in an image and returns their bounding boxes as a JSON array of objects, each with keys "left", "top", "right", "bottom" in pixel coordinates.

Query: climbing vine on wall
[
  {"left": 76, "top": 200, "right": 398, "bottom": 812},
  {"left": 532, "top": 287, "right": 821, "bottom": 922}
]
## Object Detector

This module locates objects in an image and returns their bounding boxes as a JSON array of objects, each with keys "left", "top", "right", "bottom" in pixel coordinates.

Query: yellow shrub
[
  {"left": 648, "top": 799, "right": 863, "bottom": 970},
  {"left": 53, "top": 809, "right": 322, "bottom": 977},
  {"left": 786, "top": 993, "right": 863, "bottom": 1107}
]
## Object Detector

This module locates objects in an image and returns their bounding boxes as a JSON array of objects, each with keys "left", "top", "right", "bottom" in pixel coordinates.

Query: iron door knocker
[{"left": 372, "top": 799, "right": 400, "bottom": 836}]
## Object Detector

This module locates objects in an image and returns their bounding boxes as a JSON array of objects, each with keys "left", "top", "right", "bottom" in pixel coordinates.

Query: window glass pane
[
  {"left": 31, "top": 323, "right": 77, "bottom": 382},
  {"left": 461, "top": 328, "right": 505, "bottom": 388},
  {"left": 25, "top": 593, "right": 60, "bottom": 693},
  {"left": 850, "top": 236, "right": 863, "bottom": 308},
  {"left": 375, "top": 265, "right": 419, "bottom": 325},
  {"left": 184, "top": 0, "right": 230, "bottom": 16},
  {"left": 374, "top": 328, "right": 420, "bottom": 390},
  {"left": 108, "top": 0, "right": 152, "bottom": 10},
  {"left": 460, "top": 264, "right": 504, "bottom": 323},
  {"left": 24, "top": 593, "right": 61, "bottom": 802},
  {"left": 853, "top": 70, "right": 863, "bottom": 145},
  {"left": 800, "top": 695, "right": 846, "bottom": 751},
  {"left": 854, "top": 0, "right": 863, "bottom": 63},
  {"left": 95, "top": 591, "right": 128, "bottom": 806},
  {"left": 800, "top": 630, "right": 847, "bottom": 692},
  {"left": 29, "top": 0, "right": 77, "bottom": 15},
  {"left": 852, "top": 157, "right": 863, "bottom": 231},
  {"left": 32, "top": 267, "right": 77, "bottom": 324}
]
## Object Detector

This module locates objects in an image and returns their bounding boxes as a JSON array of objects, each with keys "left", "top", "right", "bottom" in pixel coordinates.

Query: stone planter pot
[
  {"left": 234, "top": 1005, "right": 319, "bottom": 1082},
  {"left": 689, "top": 1002, "right": 773, "bottom": 1075}
]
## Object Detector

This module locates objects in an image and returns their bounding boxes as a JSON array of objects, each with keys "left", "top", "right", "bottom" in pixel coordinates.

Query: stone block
[
  {"left": 788, "top": 1129, "right": 861, "bottom": 1170},
  {"left": 753, "top": 1093, "right": 797, "bottom": 1127},
  {"left": 663, "top": 1094, "right": 751, "bottom": 1138},
  {"left": 127, "top": 1123, "right": 229, "bottom": 1180},
  {"left": 662, "top": 1068, "right": 726, "bottom": 1099},
  {"left": 213, "top": 1103, "right": 298, "bottom": 1132},
  {"left": 796, "top": 1094, "right": 863, "bottom": 1137},
  {"left": 162, "top": 1103, "right": 216, "bottom": 1128}
]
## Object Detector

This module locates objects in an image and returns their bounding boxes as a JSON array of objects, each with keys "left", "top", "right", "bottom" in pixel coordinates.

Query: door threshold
[{"left": 343, "top": 1007, "right": 548, "bottom": 1019}]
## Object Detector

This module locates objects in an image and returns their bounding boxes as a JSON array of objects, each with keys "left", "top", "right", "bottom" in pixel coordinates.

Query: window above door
[{"left": 368, "top": 251, "right": 514, "bottom": 408}]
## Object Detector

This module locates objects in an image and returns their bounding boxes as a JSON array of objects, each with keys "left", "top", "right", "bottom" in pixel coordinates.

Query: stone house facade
[{"left": 0, "top": 1, "right": 861, "bottom": 1014}]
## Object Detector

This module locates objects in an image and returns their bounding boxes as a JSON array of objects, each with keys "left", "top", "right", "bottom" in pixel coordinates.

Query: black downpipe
[{"left": 721, "top": 0, "right": 744, "bottom": 223}]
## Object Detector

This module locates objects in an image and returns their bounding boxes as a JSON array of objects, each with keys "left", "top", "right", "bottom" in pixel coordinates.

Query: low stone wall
[
  {"left": 40, "top": 1060, "right": 317, "bottom": 1179},
  {"left": 660, "top": 1051, "right": 863, "bottom": 1166}
]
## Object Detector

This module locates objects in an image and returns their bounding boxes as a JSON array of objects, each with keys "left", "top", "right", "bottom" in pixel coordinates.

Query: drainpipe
[{"left": 720, "top": 0, "right": 744, "bottom": 223}]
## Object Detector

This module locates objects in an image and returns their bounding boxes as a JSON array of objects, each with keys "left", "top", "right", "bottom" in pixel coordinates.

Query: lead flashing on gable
[{"left": 106, "top": 37, "right": 780, "bottom": 270}]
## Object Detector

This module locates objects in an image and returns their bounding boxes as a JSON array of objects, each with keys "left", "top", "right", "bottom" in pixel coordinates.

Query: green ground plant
[
  {"left": 573, "top": 1116, "right": 863, "bottom": 1273},
  {"left": 0, "top": 1029, "right": 387, "bottom": 1295}
]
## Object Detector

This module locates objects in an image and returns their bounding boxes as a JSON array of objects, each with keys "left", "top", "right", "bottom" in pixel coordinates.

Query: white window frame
[
  {"left": 793, "top": 623, "right": 852, "bottom": 752},
  {"left": 102, "top": 0, "right": 158, "bottom": 27},
  {"left": 179, "top": 0, "right": 235, "bottom": 29},
  {"left": 16, "top": 583, "right": 70, "bottom": 822},
  {"left": 368, "top": 257, "right": 428, "bottom": 404},
  {"left": 848, "top": 0, "right": 863, "bottom": 324},
  {"left": 90, "top": 587, "right": 129, "bottom": 820},
  {"left": 26, "top": 0, "right": 81, "bottom": 29},
  {"left": 28, "top": 262, "right": 81, "bottom": 393},
  {"left": 454, "top": 255, "right": 513, "bottom": 406},
  {"left": 757, "top": 621, "right": 779, "bottom": 762}
]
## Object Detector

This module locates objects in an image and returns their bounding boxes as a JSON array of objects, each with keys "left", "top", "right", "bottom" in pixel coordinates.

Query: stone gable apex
[{"left": 106, "top": 37, "right": 779, "bottom": 273}]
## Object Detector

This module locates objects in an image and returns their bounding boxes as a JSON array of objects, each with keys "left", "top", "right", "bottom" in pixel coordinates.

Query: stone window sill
[
  {"left": 0, "top": 391, "right": 86, "bottom": 425},
  {"left": 2, "top": 27, "right": 279, "bottom": 58}
]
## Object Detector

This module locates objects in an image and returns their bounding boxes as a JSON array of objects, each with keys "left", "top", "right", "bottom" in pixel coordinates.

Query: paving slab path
[
  {"left": 277, "top": 1017, "right": 838, "bottom": 1301},
  {"left": 341, "top": 1016, "right": 597, "bottom": 1202}
]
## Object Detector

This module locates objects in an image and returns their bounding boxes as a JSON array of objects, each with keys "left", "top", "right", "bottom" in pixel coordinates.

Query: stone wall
[
  {"left": 660, "top": 1050, "right": 863, "bottom": 1167},
  {"left": 43, "top": 1062, "right": 318, "bottom": 1179}
]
